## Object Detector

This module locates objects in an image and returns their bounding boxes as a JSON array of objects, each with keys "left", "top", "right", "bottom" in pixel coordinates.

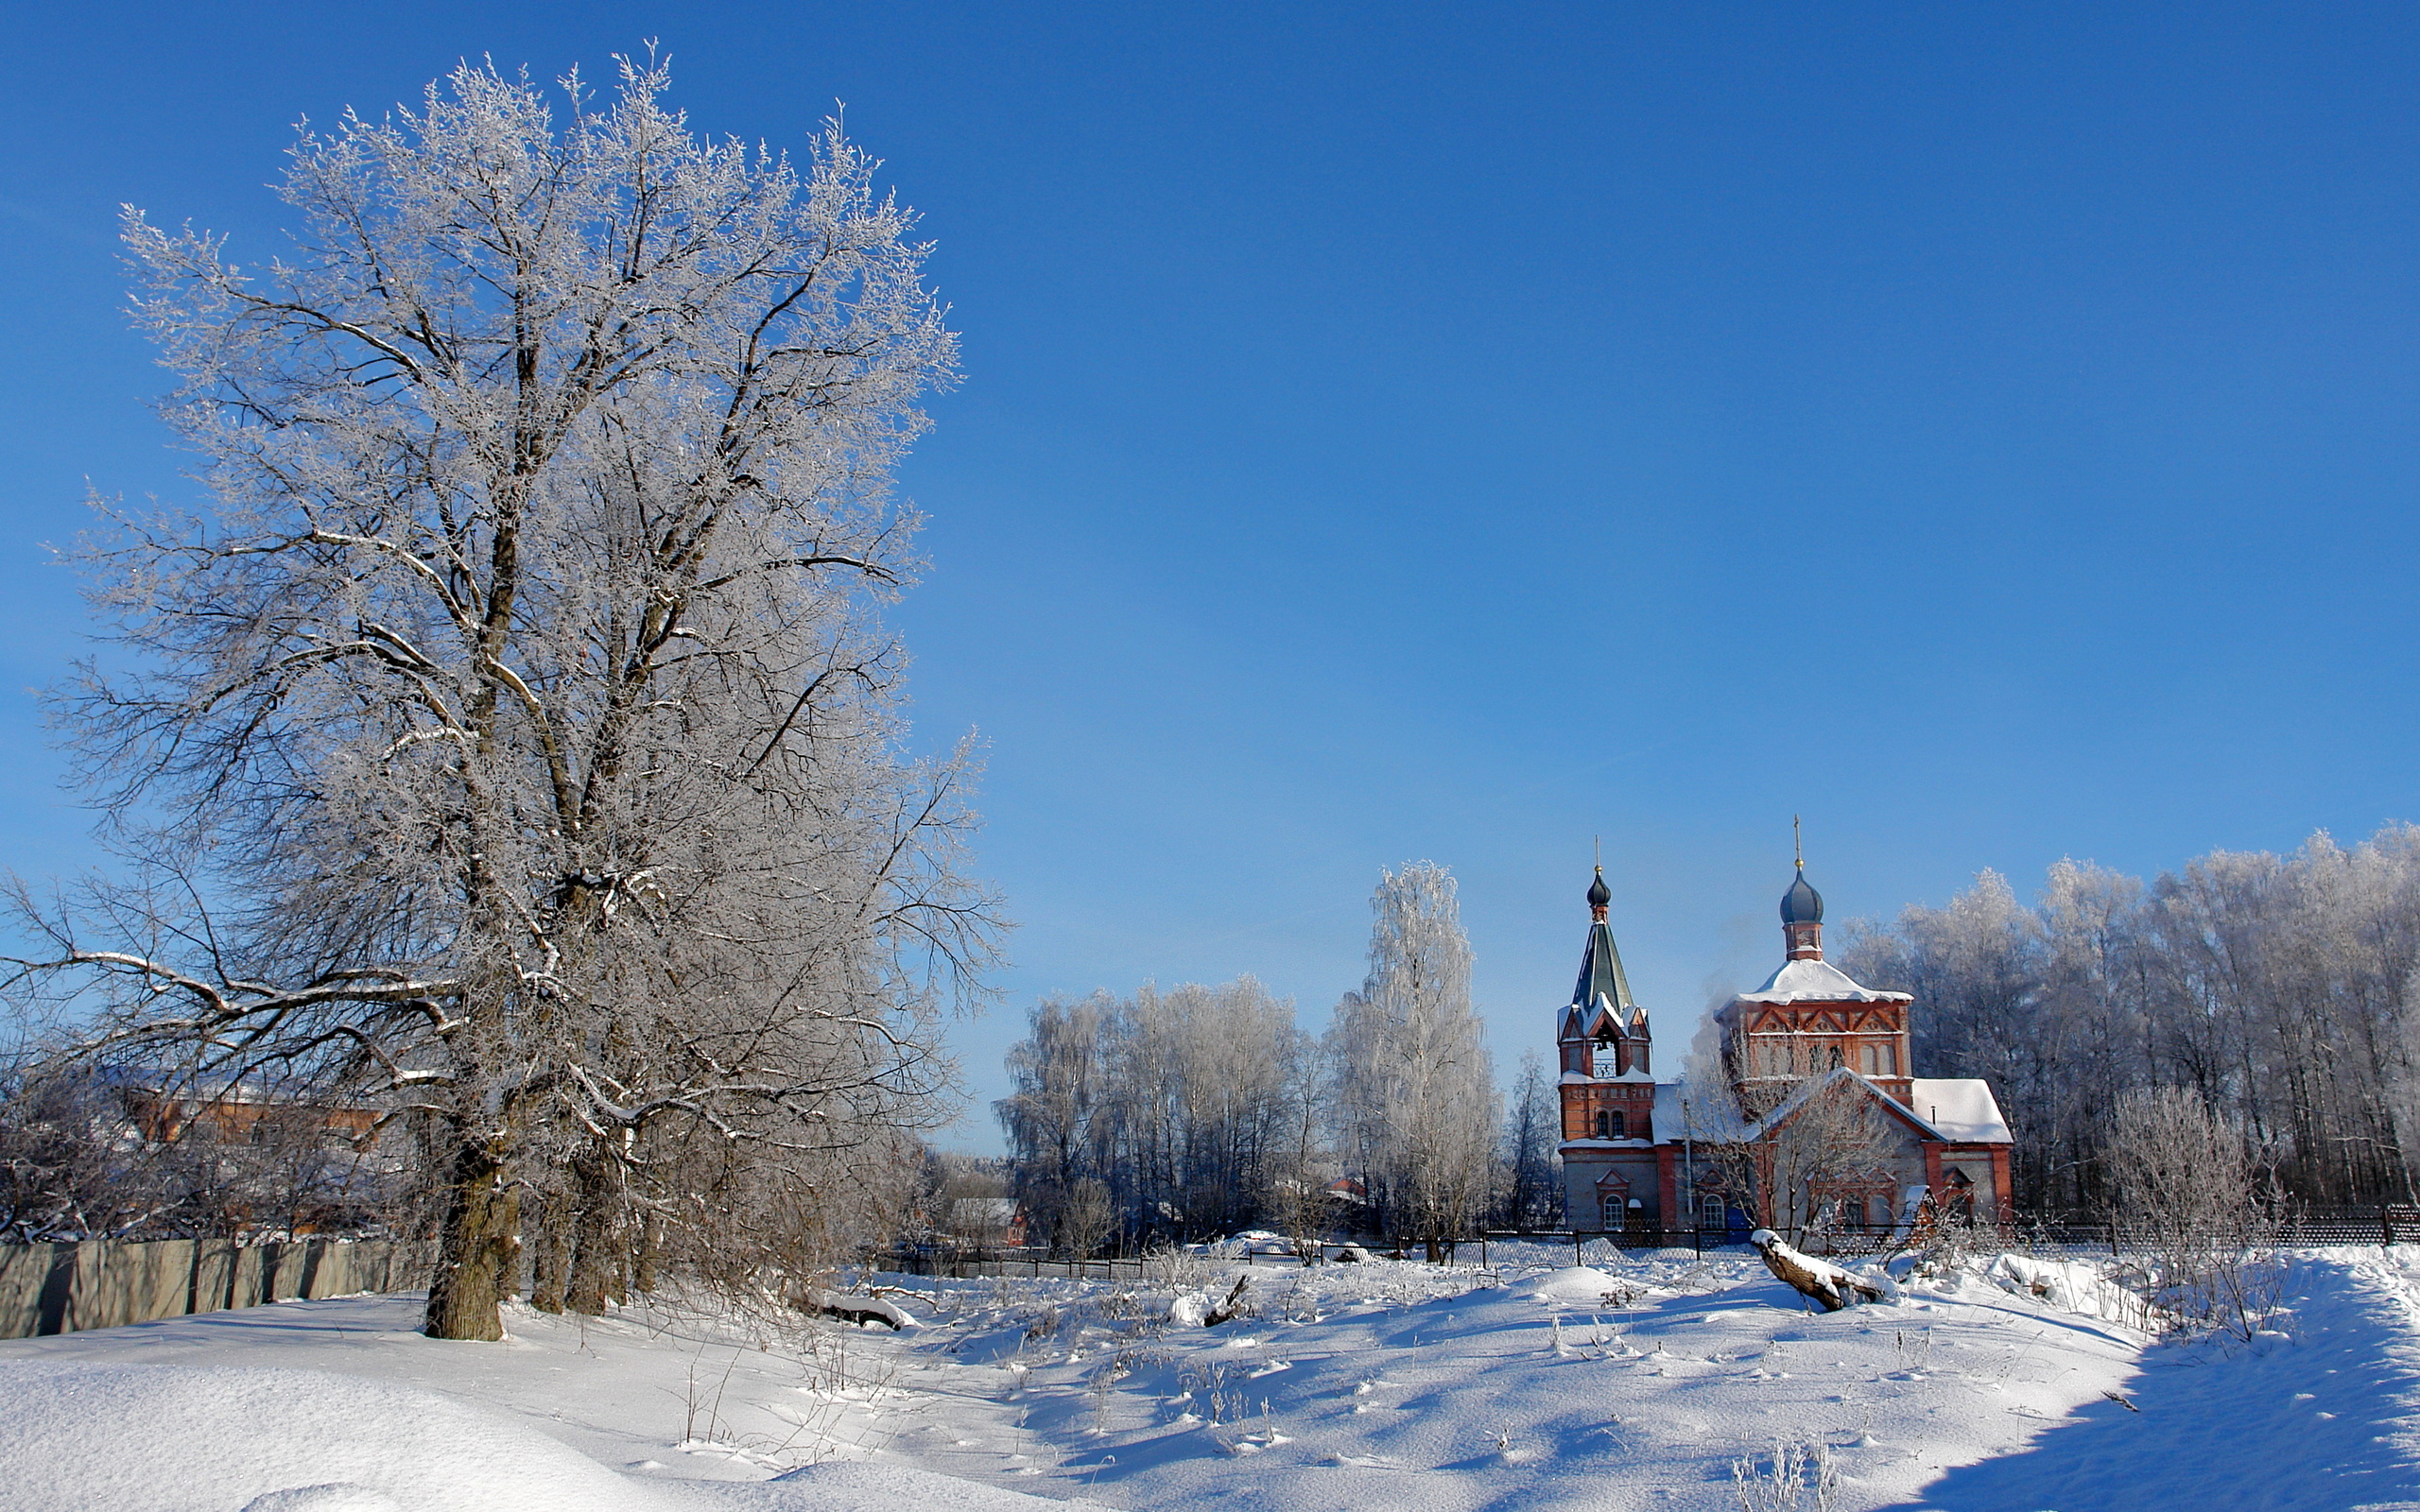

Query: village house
[{"left": 1554, "top": 860, "right": 2014, "bottom": 1236}]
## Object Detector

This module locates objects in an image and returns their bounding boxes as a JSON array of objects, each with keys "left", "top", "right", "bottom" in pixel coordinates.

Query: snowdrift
[
  {"left": 0, "top": 1359, "right": 676, "bottom": 1512},
  {"left": 1524, "top": 1265, "right": 1633, "bottom": 1305}
]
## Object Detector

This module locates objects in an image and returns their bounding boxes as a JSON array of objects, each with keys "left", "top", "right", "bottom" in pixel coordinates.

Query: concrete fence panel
[{"left": 0, "top": 1238, "right": 432, "bottom": 1340}]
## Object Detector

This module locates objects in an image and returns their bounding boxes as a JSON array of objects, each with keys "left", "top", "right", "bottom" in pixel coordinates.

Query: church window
[
  {"left": 1608, "top": 1111, "right": 1625, "bottom": 1139},
  {"left": 1699, "top": 1194, "right": 1725, "bottom": 1228},
  {"left": 1861, "top": 1040, "right": 1895, "bottom": 1075},
  {"left": 1593, "top": 1111, "right": 1610, "bottom": 1139},
  {"left": 1823, "top": 1044, "right": 1843, "bottom": 1071}
]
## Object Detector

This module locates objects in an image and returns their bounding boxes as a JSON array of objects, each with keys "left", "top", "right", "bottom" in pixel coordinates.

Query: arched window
[
  {"left": 1593, "top": 1110, "right": 1610, "bottom": 1138},
  {"left": 1608, "top": 1110, "right": 1626, "bottom": 1139},
  {"left": 1824, "top": 1044, "right": 1843, "bottom": 1071}
]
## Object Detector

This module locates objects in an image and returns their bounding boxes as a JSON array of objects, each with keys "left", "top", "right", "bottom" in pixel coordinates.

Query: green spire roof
[{"left": 1572, "top": 910, "right": 1637, "bottom": 1018}]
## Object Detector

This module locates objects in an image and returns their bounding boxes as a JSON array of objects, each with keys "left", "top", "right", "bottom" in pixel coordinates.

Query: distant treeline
[
  {"left": 1836, "top": 823, "right": 2420, "bottom": 1211},
  {"left": 997, "top": 864, "right": 1556, "bottom": 1255}
]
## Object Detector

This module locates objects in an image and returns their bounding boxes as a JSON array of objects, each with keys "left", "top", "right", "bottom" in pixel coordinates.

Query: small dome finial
[
  {"left": 1586, "top": 866, "right": 1612, "bottom": 912},
  {"left": 1780, "top": 867, "right": 1824, "bottom": 925}
]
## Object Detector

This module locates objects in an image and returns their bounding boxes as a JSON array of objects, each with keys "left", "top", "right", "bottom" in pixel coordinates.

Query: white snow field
[{"left": 2, "top": 1244, "right": 2417, "bottom": 1511}]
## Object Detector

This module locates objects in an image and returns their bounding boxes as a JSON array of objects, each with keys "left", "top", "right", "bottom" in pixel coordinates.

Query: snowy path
[
  {"left": 3, "top": 1247, "right": 2413, "bottom": 1510},
  {"left": 1900, "top": 1250, "right": 2420, "bottom": 1512}
]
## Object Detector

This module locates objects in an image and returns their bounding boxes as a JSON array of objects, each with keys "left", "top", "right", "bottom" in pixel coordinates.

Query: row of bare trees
[
  {"left": 1835, "top": 825, "right": 2420, "bottom": 1211},
  {"left": 0, "top": 60, "right": 998, "bottom": 1337},
  {"left": 999, "top": 863, "right": 1517, "bottom": 1253},
  {"left": 996, "top": 978, "right": 1320, "bottom": 1255}
]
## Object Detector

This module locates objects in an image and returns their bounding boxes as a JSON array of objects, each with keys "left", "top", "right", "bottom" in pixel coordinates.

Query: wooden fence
[{"left": 0, "top": 1237, "right": 431, "bottom": 1340}]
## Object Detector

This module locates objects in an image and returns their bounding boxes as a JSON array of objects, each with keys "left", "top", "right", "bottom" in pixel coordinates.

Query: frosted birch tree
[
  {"left": 0, "top": 58, "right": 994, "bottom": 1339},
  {"left": 1501, "top": 1049, "right": 1561, "bottom": 1229},
  {"left": 1330, "top": 862, "right": 1498, "bottom": 1253}
]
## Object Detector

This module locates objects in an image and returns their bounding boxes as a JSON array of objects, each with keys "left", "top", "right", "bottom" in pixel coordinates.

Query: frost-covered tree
[
  {"left": 0, "top": 58, "right": 994, "bottom": 1339},
  {"left": 1501, "top": 1049, "right": 1561, "bottom": 1229},
  {"left": 1330, "top": 862, "right": 1499, "bottom": 1253},
  {"left": 997, "top": 977, "right": 1313, "bottom": 1250},
  {"left": 1841, "top": 825, "right": 2420, "bottom": 1211}
]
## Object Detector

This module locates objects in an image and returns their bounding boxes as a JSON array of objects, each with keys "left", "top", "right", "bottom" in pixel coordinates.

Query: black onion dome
[
  {"left": 1586, "top": 868, "right": 1612, "bottom": 909},
  {"left": 1780, "top": 867, "right": 1824, "bottom": 924}
]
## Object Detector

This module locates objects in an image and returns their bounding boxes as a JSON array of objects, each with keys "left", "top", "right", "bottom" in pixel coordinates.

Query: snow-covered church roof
[
  {"left": 1907, "top": 1078, "right": 2013, "bottom": 1143},
  {"left": 1647, "top": 1069, "right": 2012, "bottom": 1145},
  {"left": 1735, "top": 956, "right": 1911, "bottom": 1005}
]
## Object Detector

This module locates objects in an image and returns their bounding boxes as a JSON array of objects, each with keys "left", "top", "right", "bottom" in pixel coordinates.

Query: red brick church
[{"left": 1554, "top": 860, "right": 2013, "bottom": 1235}]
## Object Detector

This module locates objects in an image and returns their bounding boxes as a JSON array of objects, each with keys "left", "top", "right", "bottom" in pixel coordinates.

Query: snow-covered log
[
  {"left": 1751, "top": 1230, "right": 1886, "bottom": 1312},
  {"left": 796, "top": 1287, "right": 916, "bottom": 1331}
]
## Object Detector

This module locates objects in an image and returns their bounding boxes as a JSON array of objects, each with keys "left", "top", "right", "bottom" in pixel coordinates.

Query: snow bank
[
  {"left": 1987, "top": 1253, "right": 2144, "bottom": 1324},
  {"left": 1525, "top": 1265, "right": 1632, "bottom": 1305},
  {"left": 0, "top": 1359, "right": 673, "bottom": 1512},
  {"left": 799, "top": 1287, "right": 919, "bottom": 1330},
  {"left": 746, "top": 1462, "right": 1109, "bottom": 1510},
  {"left": 679, "top": 1462, "right": 1111, "bottom": 1511}
]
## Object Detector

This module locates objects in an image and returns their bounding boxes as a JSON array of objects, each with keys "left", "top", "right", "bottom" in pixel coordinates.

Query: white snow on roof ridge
[
  {"left": 1908, "top": 1076, "right": 2015, "bottom": 1143},
  {"left": 1737, "top": 956, "right": 1911, "bottom": 1004}
]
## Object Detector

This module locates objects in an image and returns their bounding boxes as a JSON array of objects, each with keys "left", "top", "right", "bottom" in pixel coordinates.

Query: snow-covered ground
[{"left": 4, "top": 1244, "right": 2417, "bottom": 1511}]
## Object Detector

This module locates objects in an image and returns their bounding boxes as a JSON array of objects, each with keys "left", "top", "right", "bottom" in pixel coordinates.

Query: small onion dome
[
  {"left": 1780, "top": 867, "right": 1824, "bottom": 924},
  {"left": 1586, "top": 868, "right": 1612, "bottom": 909}
]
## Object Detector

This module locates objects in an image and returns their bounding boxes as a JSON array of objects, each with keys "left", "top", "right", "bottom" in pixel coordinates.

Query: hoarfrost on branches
[
  {"left": 1329, "top": 862, "right": 1499, "bottom": 1254},
  {"left": 3, "top": 55, "right": 997, "bottom": 1339}
]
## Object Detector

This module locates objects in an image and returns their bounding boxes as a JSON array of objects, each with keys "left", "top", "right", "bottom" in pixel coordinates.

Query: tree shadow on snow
[{"left": 1889, "top": 1263, "right": 2420, "bottom": 1512}]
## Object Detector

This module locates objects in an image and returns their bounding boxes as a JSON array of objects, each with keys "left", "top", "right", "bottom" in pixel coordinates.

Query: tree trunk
[
  {"left": 424, "top": 1127, "right": 513, "bottom": 1341},
  {"left": 527, "top": 1191, "right": 571, "bottom": 1314},
  {"left": 491, "top": 1184, "right": 524, "bottom": 1302},
  {"left": 564, "top": 1145, "right": 627, "bottom": 1315},
  {"left": 632, "top": 1212, "right": 664, "bottom": 1295}
]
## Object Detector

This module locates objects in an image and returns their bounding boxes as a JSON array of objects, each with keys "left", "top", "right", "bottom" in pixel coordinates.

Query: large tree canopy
[{"left": 5, "top": 57, "right": 996, "bottom": 1338}]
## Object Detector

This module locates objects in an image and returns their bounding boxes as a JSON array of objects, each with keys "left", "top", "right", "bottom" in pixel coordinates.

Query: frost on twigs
[
  {"left": 1731, "top": 1437, "right": 1841, "bottom": 1512},
  {"left": 11, "top": 51, "right": 998, "bottom": 1340}
]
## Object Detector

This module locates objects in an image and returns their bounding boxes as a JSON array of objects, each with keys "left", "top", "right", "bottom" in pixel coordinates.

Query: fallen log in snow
[
  {"left": 1750, "top": 1229, "right": 1886, "bottom": 1313},
  {"left": 793, "top": 1286, "right": 914, "bottom": 1330}
]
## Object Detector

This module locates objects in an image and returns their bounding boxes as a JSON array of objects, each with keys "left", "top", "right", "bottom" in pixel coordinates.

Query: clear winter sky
[{"left": 2, "top": 5, "right": 2415, "bottom": 1150}]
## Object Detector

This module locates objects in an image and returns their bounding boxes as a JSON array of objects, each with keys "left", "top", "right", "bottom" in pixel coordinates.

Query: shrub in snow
[
  {"left": 1731, "top": 1437, "right": 1840, "bottom": 1512},
  {"left": 1987, "top": 1254, "right": 2149, "bottom": 1327}
]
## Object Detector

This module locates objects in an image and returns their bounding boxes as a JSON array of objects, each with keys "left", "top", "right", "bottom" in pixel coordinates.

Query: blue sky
[{"left": 3, "top": 4, "right": 2416, "bottom": 1149}]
